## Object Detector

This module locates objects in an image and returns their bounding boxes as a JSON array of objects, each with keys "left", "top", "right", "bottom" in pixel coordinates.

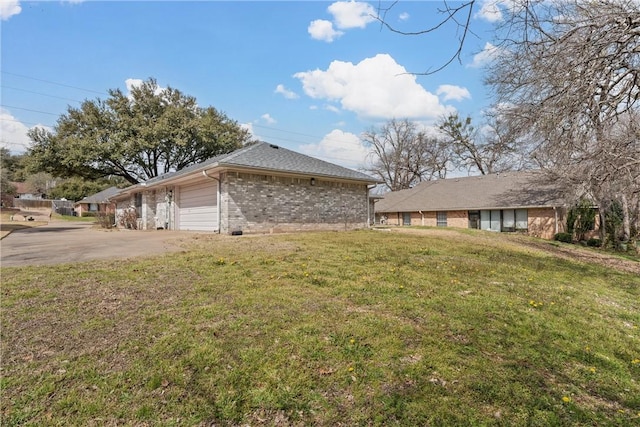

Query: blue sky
[{"left": 1, "top": 1, "right": 502, "bottom": 170}]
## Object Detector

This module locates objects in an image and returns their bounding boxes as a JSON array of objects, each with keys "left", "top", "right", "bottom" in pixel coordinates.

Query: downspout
[
  {"left": 418, "top": 210, "right": 424, "bottom": 226},
  {"left": 165, "top": 187, "right": 172, "bottom": 230},
  {"left": 554, "top": 206, "right": 559, "bottom": 235},
  {"left": 367, "top": 184, "right": 376, "bottom": 228},
  {"left": 202, "top": 170, "right": 222, "bottom": 233}
]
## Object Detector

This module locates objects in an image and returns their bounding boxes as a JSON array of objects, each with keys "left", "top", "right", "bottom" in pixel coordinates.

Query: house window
[
  {"left": 515, "top": 209, "right": 528, "bottom": 231},
  {"left": 134, "top": 193, "right": 143, "bottom": 218},
  {"left": 480, "top": 210, "right": 501, "bottom": 232},
  {"left": 502, "top": 209, "right": 516, "bottom": 232},
  {"left": 89, "top": 203, "right": 99, "bottom": 212},
  {"left": 437, "top": 211, "right": 447, "bottom": 227},
  {"left": 402, "top": 212, "right": 411, "bottom": 226},
  {"left": 479, "top": 209, "right": 528, "bottom": 232}
]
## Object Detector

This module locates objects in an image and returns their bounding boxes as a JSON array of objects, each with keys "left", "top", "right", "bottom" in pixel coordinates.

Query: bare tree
[
  {"left": 374, "top": 1, "right": 477, "bottom": 74},
  {"left": 363, "top": 119, "right": 449, "bottom": 191},
  {"left": 487, "top": 0, "right": 640, "bottom": 245},
  {"left": 437, "top": 113, "right": 520, "bottom": 175}
]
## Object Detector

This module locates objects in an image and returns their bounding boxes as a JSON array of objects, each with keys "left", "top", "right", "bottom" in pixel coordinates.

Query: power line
[
  {"left": 1, "top": 85, "right": 84, "bottom": 103},
  {"left": 0, "top": 72, "right": 363, "bottom": 146},
  {"left": 1, "top": 71, "right": 108, "bottom": 95},
  {"left": 252, "top": 123, "right": 335, "bottom": 141},
  {"left": 0, "top": 105, "right": 60, "bottom": 116},
  {"left": 0, "top": 140, "right": 29, "bottom": 147},
  {"left": 0, "top": 117, "right": 54, "bottom": 127}
]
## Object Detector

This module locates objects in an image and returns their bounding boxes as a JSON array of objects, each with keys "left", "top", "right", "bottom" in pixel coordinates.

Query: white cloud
[
  {"left": 436, "top": 85, "right": 471, "bottom": 102},
  {"left": 399, "top": 12, "right": 410, "bottom": 21},
  {"left": 125, "top": 78, "right": 145, "bottom": 92},
  {"left": 328, "top": 1, "right": 376, "bottom": 29},
  {"left": 475, "top": 0, "right": 503, "bottom": 22},
  {"left": 299, "top": 129, "right": 370, "bottom": 170},
  {"left": 0, "top": 0, "right": 21, "bottom": 20},
  {"left": 260, "top": 113, "right": 276, "bottom": 125},
  {"left": 308, "top": 19, "right": 344, "bottom": 42},
  {"left": 125, "top": 78, "right": 166, "bottom": 98},
  {"left": 324, "top": 105, "right": 341, "bottom": 114},
  {"left": 309, "top": 1, "right": 378, "bottom": 42},
  {"left": 294, "top": 53, "right": 454, "bottom": 120},
  {"left": 0, "top": 108, "right": 51, "bottom": 153},
  {"left": 240, "top": 122, "right": 255, "bottom": 137},
  {"left": 468, "top": 42, "right": 501, "bottom": 68},
  {"left": 274, "top": 84, "right": 299, "bottom": 99}
]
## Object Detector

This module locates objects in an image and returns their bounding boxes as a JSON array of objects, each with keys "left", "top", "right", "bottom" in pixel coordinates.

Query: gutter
[{"left": 202, "top": 170, "right": 222, "bottom": 233}]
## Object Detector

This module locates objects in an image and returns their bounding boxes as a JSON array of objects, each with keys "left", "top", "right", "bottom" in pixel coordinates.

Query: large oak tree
[{"left": 28, "top": 78, "right": 254, "bottom": 184}]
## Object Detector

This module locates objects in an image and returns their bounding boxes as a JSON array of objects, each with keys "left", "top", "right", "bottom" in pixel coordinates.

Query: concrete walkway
[{"left": 1, "top": 221, "right": 194, "bottom": 267}]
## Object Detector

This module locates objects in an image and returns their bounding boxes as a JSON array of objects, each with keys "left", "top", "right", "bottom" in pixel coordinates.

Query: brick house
[
  {"left": 374, "top": 172, "right": 570, "bottom": 240},
  {"left": 110, "top": 142, "right": 379, "bottom": 233},
  {"left": 74, "top": 186, "right": 119, "bottom": 217}
]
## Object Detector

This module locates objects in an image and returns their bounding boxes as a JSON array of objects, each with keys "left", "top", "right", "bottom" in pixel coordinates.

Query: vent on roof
[{"left": 269, "top": 144, "right": 279, "bottom": 149}]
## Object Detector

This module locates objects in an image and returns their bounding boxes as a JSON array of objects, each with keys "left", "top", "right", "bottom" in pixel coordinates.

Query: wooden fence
[{"left": 10, "top": 198, "right": 75, "bottom": 216}]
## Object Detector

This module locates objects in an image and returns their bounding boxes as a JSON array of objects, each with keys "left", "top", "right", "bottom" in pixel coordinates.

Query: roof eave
[
  {"left": 375, "top": 204, "right": 565, "bottom": 213},
  {"left": 220, "top": 163, "right": 380, "bottom": 184}
]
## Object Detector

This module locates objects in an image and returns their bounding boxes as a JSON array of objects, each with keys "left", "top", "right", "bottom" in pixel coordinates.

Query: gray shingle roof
[
  {"left": 375, "top": 171, "right": 564, "bottom": 213},
  {"left": 144, "top": 141, "right": 378, "bottom": 186},
  {"left": 76, "top": 186, "right": 121, "bottom": 204}
]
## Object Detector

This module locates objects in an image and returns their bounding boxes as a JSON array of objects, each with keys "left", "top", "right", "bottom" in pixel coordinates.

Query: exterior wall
[
  {"left": 220, "top": 172, "right": 369, "bottom": 234},
  {"left": 378, "top": 212, "right": 400, "bottom": 226},
  {"left": 115, "top": 188, "right": 173, "bottom": 230},
  {"left": 445, "top": 210, "right": 469, "bottom": 228},
  {"left": 74, "top": 202, "right": 115, "bottom": 217},
  {"left": 141, "top": 190, "right": 157, "bottom": 230},
  {"left": 153, "top": 187, "right": 172, "bottom": 230},
  {"left": 528, "top": 207, "right": 563, "bottom": 240},
  {"left": 115, "top": 195, "right": 135, "bottom": 228},
  {"left": 376, "top": 210, "right": 467, "bottom": 227},
  {"left": 375, "top": 208, "right": 565, "bottom": 240}
]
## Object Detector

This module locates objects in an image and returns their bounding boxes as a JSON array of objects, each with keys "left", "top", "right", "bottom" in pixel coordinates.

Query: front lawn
[
  {"left": 0, "top": 208, "right": 48, "bottom": 239},
  {"left": 2, "top": 229, "right": 639, "bottom": 425}
]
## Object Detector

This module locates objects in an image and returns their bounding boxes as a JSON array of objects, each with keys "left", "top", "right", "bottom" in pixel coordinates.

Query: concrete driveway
[{"left": 1, "top": 220, "right": 197, "bottom": 267}]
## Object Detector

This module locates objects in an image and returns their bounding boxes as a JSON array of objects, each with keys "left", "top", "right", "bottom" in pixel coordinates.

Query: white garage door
[{"left": 178, "top": 180, "right": 218, "bottom": 231}]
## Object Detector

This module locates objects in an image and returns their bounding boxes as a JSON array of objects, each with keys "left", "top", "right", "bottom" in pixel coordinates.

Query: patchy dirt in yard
[
  {"left": 510, "top": 236, "right": 640, "bottom": 275},
  {"left": 389, "top": 227, "right": 640, "bottom": 275}
]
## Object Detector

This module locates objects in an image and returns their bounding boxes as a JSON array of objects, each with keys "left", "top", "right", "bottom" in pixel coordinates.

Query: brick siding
[{"left": 220, "top": 172, "right": 369, "bottom": 233}]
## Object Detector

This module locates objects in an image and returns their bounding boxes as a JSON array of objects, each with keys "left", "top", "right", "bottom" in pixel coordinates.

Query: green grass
[
  {"left": 2, "top": 229, "right": 639, "bottom": 426},
  {"left": 51, "top": 213, "right": 97, "bottom": 222}
]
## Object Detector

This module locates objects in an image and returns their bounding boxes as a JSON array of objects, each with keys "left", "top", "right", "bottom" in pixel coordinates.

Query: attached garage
[
  {"left": 177, "top": 180, "right": 218, "bottom": 231},
  {"left": 112, "top": 142, "right": 379, "bottom": 233}
]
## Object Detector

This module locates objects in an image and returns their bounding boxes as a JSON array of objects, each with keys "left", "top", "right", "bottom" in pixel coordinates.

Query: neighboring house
[
  {"left": 110, "top": 142, "right": 380, "bottom": 233},
  {"left": 10, "top": 181, "right": 44, "bottom": 200},
  {"left": 74, "top": 186, "right": 119, "bottom": 217},
  {"left": 374, "top": 171, "right": 570, "bottom": 239}
]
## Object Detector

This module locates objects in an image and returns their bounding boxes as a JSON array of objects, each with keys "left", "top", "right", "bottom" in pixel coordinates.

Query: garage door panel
[{"left": 178, "top": 181, "right": 218, "bottom": 231}]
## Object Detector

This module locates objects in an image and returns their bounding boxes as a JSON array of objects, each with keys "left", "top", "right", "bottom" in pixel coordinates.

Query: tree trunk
[
  {"left": 636, "top": 197, "right": 640, "bottom": 239},
  {"left": 621, "top": 194, "right": 631, "bottom": 243},
  {"left": 598, "top": 199, "right": 608, "bottom": 246}
]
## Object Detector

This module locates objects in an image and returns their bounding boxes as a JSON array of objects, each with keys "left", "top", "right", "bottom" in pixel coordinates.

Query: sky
[{"left": 1, "top": 0, "right": 504, "bottom": 171}]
